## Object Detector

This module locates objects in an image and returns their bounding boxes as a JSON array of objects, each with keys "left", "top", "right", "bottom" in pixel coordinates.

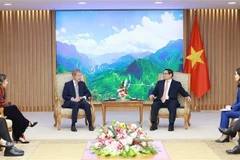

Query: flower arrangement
[
  {"left": 89, "top": 120, "right": 158, "bottom": 158},
  {"left": 117, "top": 80, "right": 129, "bottom": 99}
]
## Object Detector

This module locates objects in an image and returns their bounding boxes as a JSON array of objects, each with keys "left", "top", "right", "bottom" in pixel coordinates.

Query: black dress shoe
[
  {"left": 226, "top": 145, "right": 240, "bottom": 154},
  {"left": 215, "top": 136, "right": 230, "bottom": 143},
  {"left": 29, "top": 122, "right": 38, "bottom": 127},
  {"left": 4, "top": 147, "right": 24, "bottom": 157},
  {"left": 89, "top": 125, "right": 94, "bottom": 131},
  {"left": 150, "top": 124, "right": 158, "bottom": 131},
  {"left": 12, "top": 146, "right": 24, "bottom": 153},
  {"left": 168, "top": 124, "right": 174, "bottom": 131},
  {"left": 71, "top": 124, "right": 77, "bottom": 132},
  {"left": 218, "top": 127, "right": 237, "bottom": 138}
]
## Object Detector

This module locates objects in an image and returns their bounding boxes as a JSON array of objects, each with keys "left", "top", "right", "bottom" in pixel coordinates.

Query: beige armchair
[
  {"left": 0, "top": 108, "right": 12, "bottom": 131},
  {"left": 53, "top": 72, "right": 95, "bottom": 130},
  {"left": 149, "top": 72, "right": 191, "bottom": 129}
]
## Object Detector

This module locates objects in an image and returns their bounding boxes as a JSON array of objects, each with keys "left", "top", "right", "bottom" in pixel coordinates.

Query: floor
[{"left": 1, "top": 110, "right": 240, "bottom": 160}]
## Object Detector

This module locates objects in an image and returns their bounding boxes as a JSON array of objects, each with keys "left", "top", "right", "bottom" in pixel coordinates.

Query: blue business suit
[
  {"left": 220, "top": 88, "right": 240, "bottom": 129},
  {"left": 151, "top": 79, "right": 190, "bottom": 124},
  {"left": 62, "top": 80, "right": 92, "bottom": 125}
]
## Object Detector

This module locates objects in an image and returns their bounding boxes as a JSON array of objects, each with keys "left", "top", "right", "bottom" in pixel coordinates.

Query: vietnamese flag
[{"left": 184, "top": 16, "right": 211, "bottom": 98}]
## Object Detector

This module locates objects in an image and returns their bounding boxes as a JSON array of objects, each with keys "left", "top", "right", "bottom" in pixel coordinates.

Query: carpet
[{"left": 0, "top": 139, "right": 240, "bottom": 160}]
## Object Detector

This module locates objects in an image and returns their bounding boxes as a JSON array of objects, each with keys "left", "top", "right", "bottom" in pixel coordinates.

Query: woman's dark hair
[
  {"left": 236, "top": 68, "right": 240, "bottom": 88},
  {"left": 0, "top": 74, "right": 7, "bottom": 86},
  {"left": 164, "top": 68, "right": 174, "bottom": 77}
]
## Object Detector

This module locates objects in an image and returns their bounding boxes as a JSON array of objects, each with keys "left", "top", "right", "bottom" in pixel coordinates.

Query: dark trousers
[
  {"left": 231, "top": 119, "right": 240, "bottom": 143},
  {"left": 3, "top": 105, "right": 29, "bottom": 140},
  {"left": 151, "top": 99, "right": 179, "bottom": 124},
  {"left": 62, "top": 101, "right": 92, "bottom": 125},
  {"left": 0, "top": 117, "right": 12, "bottom": 142}
]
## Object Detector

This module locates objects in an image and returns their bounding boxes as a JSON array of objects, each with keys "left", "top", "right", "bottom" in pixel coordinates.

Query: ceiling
[{"left": 0, "top": 0, "right": 239, "bottom": 10}]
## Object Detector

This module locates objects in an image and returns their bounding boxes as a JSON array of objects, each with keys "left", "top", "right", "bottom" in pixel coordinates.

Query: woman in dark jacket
[
  {"left": 216, "top": 68, "right": 240, "bottom": 143},
  {"left": 0, "top": 73, "right": 37, "bottom": 143}
]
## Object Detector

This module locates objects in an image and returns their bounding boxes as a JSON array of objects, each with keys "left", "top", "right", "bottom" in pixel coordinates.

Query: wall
[{"left": 0, "top": 9, "right": 240, "bottom": 111}]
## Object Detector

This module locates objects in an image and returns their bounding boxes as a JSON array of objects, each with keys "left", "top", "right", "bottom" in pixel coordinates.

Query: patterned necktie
[
  {"left": 75, "top": 82, "right": 79, "bottom": 98},
  {"left": 161, "top": 80, "right": 169, "bottom": 103}
]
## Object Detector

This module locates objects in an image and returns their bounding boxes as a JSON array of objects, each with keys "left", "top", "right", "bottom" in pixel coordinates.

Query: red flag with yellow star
[{"left": 184, "top": 16, "right": 210, "bottom": 98}]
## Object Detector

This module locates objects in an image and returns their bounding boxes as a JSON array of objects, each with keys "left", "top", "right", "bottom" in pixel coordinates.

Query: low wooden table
[
  {"left": 101, "top": 100, "right": 144, "bottom": 125},
  {"left": 82, "top": 141, "right": 170, "bottom": 160}
]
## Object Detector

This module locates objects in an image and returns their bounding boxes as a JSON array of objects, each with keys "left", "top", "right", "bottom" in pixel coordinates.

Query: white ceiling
[{"left": 0, "top": 0, "right": 239, "bottom": 10}]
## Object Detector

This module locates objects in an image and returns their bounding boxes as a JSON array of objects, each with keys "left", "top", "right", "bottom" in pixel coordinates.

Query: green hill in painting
[{"left": 88, "top": 59, "right": 163, "bottom": 101}]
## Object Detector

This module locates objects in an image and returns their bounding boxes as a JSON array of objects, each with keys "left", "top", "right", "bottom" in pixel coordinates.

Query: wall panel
[
  {"left": 184, "top": 9, "right": 240, "bottom": 111},
  {"left": 0, "top": 10, "right": 53, "bottom": 111}
]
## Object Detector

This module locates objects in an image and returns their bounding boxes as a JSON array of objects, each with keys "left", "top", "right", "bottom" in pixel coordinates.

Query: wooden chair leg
[
  {"left": 184, "top": 116, "right": 188, "bottom": 130},
  {"left": 57, "top": 116, "right": 61, "bottom": 130},
  {"left": 53, "top": 112, "right": 57, "bottom": 127},
  {"left": 187, "top": 113, "right": 191, "bottom": 126}
]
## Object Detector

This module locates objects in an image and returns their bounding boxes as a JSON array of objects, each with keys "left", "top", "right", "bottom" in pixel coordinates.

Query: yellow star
[{"left": 186, "top": 46, "right": 204, "bottom": 68}]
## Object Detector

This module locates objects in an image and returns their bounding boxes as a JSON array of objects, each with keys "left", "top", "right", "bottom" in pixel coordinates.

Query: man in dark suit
[
  {"left": 0, "top": 117, "right": 24, "bottom": 156},
  {"left": 219, "top": 118, "right": 240, "bottom": 154},
  {"left": 149, "top": 69, "right": 191, "bottom": 131},
  {"left": 62, "top": 69, "right": 94, "bottom": 132}
]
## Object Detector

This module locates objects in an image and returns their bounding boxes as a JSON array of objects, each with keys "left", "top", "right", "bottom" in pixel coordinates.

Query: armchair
[
  {"left": 53, "top": 72, "right": 95, "bottom": 130},
  {"left": 0, "top": 108, "right": 12, "bottom": 131},
  {"left": 149, "top": 72, "right": 191, "bottom": 129}
]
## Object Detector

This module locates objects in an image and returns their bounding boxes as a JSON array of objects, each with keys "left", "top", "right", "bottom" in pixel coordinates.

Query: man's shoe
[
  {"left": 4, "top": 147, "right": 24, "bottom": 157},
  {"left": 218, "top": 127, "right": 237, "bottom": 138},
  {"left": 12, "top": 146, "right": 24, "bottom": 154},
  {"left": 150, "top": 124, "right": 158, "bottom": 131},
  {"left": 168, "top": 124, "right": 174, "bottom": 131},
  {"left": 89, "top": 125, "right": 94, "bottom": 131},
  {"left": 226, "top": 145, "right": 240, "bottom": 154},
  {"left": 71, "top": 124, "right": 77, "bottom": 132}
]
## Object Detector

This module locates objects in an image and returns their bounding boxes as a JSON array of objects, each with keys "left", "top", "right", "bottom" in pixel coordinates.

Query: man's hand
[
  {"left": 71, "top": 97, "right": 80, "bottom": 102},
  {"left": 185, "top": 96, "right": 191, "bottom": 102},
  {"left": 225, "top": 105, "right": 232, "bottom": 110},
  {"left": 149, "top": 94, "right": 155, "bottom": 101}
]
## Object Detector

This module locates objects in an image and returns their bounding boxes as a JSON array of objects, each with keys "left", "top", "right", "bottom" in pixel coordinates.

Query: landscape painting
[{"left": 56, "top": 10, "right": 184, "bottom": 101}]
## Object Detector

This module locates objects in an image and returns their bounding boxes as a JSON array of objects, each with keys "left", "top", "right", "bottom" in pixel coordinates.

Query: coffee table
[{"left": 101, "top": 100, "right": 143, "bottom": 125}]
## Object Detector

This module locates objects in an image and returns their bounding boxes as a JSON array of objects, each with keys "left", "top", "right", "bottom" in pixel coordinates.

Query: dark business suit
[
  {"left": 0, "top": 117, "right": 12, "bottom": 142},
  {"left": 151, "top": 79, "right": 190, "bottom": 124},
  {"left": 62, "top": 80, "right": 92, "bottom": 125}
]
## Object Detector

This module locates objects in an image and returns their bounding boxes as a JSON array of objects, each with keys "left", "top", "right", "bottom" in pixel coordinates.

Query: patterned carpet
[{"left": 0, "top": 139, "right": 240, "bottom": 160}]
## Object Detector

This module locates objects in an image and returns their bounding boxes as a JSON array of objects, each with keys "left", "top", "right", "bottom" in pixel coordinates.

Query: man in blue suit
[
  {"left": 62, "top": 69, "right": 94, "bottom": 132},
  {"left": 149, "top": 69, "right": 191, "bottom": 131}
]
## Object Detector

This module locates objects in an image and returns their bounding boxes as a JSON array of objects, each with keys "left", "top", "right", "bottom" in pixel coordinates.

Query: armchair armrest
[
  {"left": 0, "top": 108, "right": 7, "bottom": 119},
  {"left": 183, "top": 99, "right": 190, "bottom": 114},
  {"left": 54, "top": 97, "right": 62, "bottom": 116},
  {"left": 88, "top": 97, "right": 95, "bottom": 113}
]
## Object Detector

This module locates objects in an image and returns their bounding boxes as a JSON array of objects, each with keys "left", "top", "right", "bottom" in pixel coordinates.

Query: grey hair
[{"left": 71, "top": 68, "right": 81, "bottom": 76}]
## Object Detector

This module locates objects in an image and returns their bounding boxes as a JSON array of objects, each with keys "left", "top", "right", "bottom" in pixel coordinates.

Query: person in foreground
[
  {"left": 0, "top": 117, "right": 24, "bottom": 156},
  {"left": 218, "top": 118, "right": 240, "bottom": 154},
  {"left": 62, "top": 69, "right": 94, "bottom": 132},
  {"left": 149, "top": 69, "right": 191, "bottom": 131},
  {"left": 216, "top": 68, "right": 240, "bottom": 143},
  {"left": 0, "top": 74, "right": 38, "bottom": 144}
]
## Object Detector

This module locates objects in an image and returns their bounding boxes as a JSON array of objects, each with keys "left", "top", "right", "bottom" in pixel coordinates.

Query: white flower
[
  {"left": 141, "top": 142, "right": 147, "bottom": 147},
  {"left": 126, "top": 136, "right": 133, "bottom": 145},
  {"left": 130, "top": 131, "right": 137, "bottom": 139}
]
